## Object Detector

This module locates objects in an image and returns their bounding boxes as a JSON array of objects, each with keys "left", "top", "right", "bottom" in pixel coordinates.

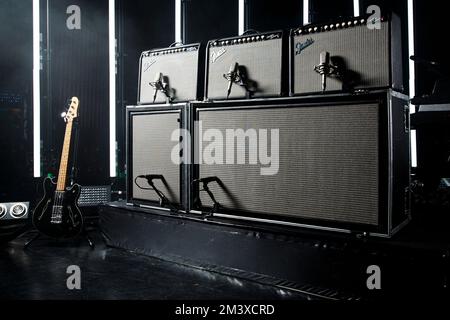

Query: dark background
[{"left": 0, "top": 0, "right": 447, "bottom": 204}]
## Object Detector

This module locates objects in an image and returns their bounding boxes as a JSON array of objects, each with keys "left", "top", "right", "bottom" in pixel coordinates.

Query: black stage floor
[{"left": 0, "top": 229, "right": 309, "bottom": 300}]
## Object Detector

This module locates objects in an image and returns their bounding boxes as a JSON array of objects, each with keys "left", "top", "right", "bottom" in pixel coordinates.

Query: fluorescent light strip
[
  {"left": 303, "top": 0, "right": 309, "bottom": 24},
  {"left": 407, "top": 0, "right": 417, "bottom": 167},
  {"left": 175, "top": 0, "right": 182, "bottom": 43},
  {"left": 353, "top": 0, "right": 360, "bottom": 17},
  {"left": 239, "top": 0, "right": 245, "bottom": 35},
  {"left": 33, "top": 0, "right": 41, "bottom": 177},
  {"left": 408, "top": 0, "right": 415, "bottom": 100},
  {"left": 109, "top": 0, "right": 116, "bottom": 177}
]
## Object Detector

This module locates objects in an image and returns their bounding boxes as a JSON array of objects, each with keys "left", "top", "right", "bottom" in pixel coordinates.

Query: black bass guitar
[{"left": 32, "top": 97, "right": 83, "bottom": 238}]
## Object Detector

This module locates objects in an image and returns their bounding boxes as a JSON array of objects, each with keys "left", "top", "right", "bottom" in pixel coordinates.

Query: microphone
[
  {"left": 150, "top": 73, "right": 164, "bottom": 102},
  {"left": 314, "top": 51, "right": 331, "bottom": 92},
  {"left": 223, "top": 63, "right": 240, "bottom": 99},
  {"left": 138, "top": 174, "right": 164, "bottom": 184}
]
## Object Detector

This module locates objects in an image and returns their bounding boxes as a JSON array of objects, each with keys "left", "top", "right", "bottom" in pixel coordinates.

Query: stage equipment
[
  {"left": 126, "top": 104, "right": 189, "bottom": 211},
  {"left": 189, "top": 90, "right": 411, "bottom": 237},
  {"left": 0, "top": 202, "right": 30, "bottom": 220},
  {"left": 290, "top": 15, "right": 403, "bottom": 95},
  {"left": 138, "top": 43, "right": 203, "bottom": 104},
  {"left": 205, "top": 30, "right": 284, "bottom": 100}
]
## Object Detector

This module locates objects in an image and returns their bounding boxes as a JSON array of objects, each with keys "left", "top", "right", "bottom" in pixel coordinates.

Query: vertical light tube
[
  {"left": 239, "top": 0, "right": 245, "bottom": 35},
  {"left": 408, "top": 0, "right": 417, "bottom": 168},
  {"left": 408, "top": 0, "right": 416, "bottom": 101},
  {"left": 33, "top": 0, "right": 41, "bottom": 177},
  {"left": 109, "top": 0, "right": 116, "bottom": 177},
  {"left": 353, "top": 0, "right": 360, "bottom": 17},
  {"left": 303, "top": 0, "right": 309, "bottom": 24},
  {"left": 175, "top": 0, "right": 182, "bottom": 43}
]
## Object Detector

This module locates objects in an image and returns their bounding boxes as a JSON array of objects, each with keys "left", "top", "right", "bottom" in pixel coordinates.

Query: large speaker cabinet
[
  {"left": 189, "top": 91, "right": 411, "bottom": 237},
  {"left": 126, "top": 104, "right": 190, "bottom": 211}
]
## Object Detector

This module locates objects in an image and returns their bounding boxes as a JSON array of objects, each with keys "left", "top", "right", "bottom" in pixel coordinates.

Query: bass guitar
[{"left": 32, "top": 97, "right": 83, "bottom": 238}]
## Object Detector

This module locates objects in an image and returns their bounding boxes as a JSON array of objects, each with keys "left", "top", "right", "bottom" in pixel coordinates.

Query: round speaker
[
  {"left": 10, "top": 203, "right": 28, "bottom": 219},
  {"left": 0, "top": 204, "right": 7, "bottom": 219}
]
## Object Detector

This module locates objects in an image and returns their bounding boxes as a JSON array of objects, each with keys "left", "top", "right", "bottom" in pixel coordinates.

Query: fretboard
[{"left": 56, "top": 120, "right": 74, "bottom": 191}]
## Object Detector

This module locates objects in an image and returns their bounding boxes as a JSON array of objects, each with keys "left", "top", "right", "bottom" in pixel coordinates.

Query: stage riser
[{"left": 99, "top": 203, "right": 447, "bottom": 299}]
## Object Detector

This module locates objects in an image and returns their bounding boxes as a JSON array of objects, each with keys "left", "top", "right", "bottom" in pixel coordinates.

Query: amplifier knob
[
  {"left": 313, "top": 27, "right": 318, "bottom": 32},
  {"left": 298, "top": 29, "right": 302, "bottom": 34},
  {"left": 360, "top": 18, "right": 365, "bottom": 24},
  {"left": 221, "top": 41, "right": 225, "bottom": 45},
  {"left": 324, "top": 25, "right": 329, "bottom": 30},
  {"left": 256, "top": 36, "right": 261, "bottom": 40},
  {"left": 330, "top": 24, "right": 335, "bottom": 29},
  {"left": 261, "top": 35, "right": 265, "bottom": 40},
  {"left": 308, "top": 27, "right": 313, "bottom": 32},
  {"left": 347, "top": 21, "right": 352, "bottom": 27},
  {"left": 354, "top": 20, "right": 358, "bottom": 25}
]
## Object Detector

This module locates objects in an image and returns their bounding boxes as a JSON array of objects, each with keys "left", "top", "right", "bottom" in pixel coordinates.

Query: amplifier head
[
  {"left": 290, "top": 15, "right": 403, "bottom": 95},
  {"left": 205, "top": 31, "right": 284, "bottom": 101},
  {"left": 138, "top": 43, "right": 203, "bottom": 104},
  {"left": 0, "top": 202, "right": 30, "bottom": 220}
]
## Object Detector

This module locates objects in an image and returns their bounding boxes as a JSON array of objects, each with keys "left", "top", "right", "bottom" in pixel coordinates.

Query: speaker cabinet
[
  {"left": 126, "top": 104, "right": 189, "bottom": 211},
  {"left": 290, "top": 15, "right": 404, "bottom": 95},
  {"left": 190, "top": 91, "right": 410, "bottom": 237},
  {"left": 205, "top": 31, "right": 284, "bottom": 101},
  {"left": 0, "top": 202, "right": 29, "bottom": 220},
  {"left": 138, "top": 44, "right": 203, "bottom": 104}
]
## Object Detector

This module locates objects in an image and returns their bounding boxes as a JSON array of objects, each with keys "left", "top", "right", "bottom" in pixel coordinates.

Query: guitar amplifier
[
  {"left": 126, "top": 104, "right": 189, "bottom": 211},
  {"left": 190, "top": 91, "right": 411, "bottom": 237},
  {"left": 138, "top": 44, "right": 203, "bottom": 104},
  {"left": 205, "top": 31, "right": 284, "bottom": 101},
  {"left": 290, "top": 15, "right": 404, "bottom": 95}
]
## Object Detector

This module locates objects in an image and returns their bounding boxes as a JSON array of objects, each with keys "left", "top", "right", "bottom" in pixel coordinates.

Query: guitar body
[{"left": 32, "top": 178, "right": 84, "bottom": 239}]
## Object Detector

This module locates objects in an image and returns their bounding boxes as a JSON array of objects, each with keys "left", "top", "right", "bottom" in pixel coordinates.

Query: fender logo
[
  {"left": 143, "top": 59, "right": 156, "bottom": 72},
  {"left": 295, "top": 38, "right": 314, "bottom": 55},
  {"left": 211, "top": 48, "right": 227, "bottom": 63}
]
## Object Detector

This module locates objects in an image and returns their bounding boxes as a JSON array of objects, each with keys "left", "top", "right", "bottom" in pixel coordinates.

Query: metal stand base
[{"left": 24, "top": 228, "right": 95, "bottom": 250}]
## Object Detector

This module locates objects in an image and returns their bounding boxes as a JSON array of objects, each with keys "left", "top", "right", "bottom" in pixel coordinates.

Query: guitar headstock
[{"left": 64, "top": 97, "right": 79, "bottom": 122}]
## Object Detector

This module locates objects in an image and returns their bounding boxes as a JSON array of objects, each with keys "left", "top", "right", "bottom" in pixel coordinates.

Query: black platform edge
[
  {"left": 99, "top": 203, "right": 365, "bottom": 300},
  {"left": 99, "top": 202, "right": 449, "bottom": 300}
]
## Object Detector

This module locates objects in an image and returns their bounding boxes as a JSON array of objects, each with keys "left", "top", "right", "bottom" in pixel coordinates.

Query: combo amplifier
[
  {"left": 290, "top": 15, "right": 404, "bottom": 95},
  {"left": 138, "top": 43, "right": 203, "bottom": 104},
  {"left": 126, "top": 104, "right": 189, "bottom": 211},
  {"left": 189, "top": 91, "right": 411, "bottom": 237},
  {"left": 205, "top": 31, "right": 284, "bottom": 101}
]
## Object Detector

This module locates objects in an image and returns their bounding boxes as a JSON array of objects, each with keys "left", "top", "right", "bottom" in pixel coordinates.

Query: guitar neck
[{"left": 56, "top": 120, "right": 74, "bottom": 191}]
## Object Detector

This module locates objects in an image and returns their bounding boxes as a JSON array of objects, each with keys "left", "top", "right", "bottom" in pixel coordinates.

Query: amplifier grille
[
  {"left": 139, "top": 50, "right": 199, "bottom": 104},
  {"left": 131, "top": 112, "right": 181, "bottom": 204},
  {"left": 207, "top": 38, "right": 282, "bottom": 100},
  {"left": 292, "top": 21, "right": 390, "bottom": 94},
  {"left": 198, "top": 104, "right": 380, "bottom": 226}
]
